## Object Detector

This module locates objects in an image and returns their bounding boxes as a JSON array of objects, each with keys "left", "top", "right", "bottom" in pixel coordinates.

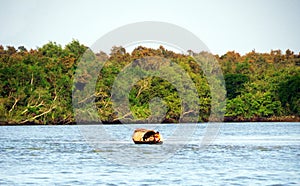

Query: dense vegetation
[{"left": 0, "top": 40, "right": 299, "bottom": 124}]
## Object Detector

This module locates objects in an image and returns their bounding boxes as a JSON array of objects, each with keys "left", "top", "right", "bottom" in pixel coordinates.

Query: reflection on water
[{"left": 0, "top": 123, "right": 299, "bottom": 185}]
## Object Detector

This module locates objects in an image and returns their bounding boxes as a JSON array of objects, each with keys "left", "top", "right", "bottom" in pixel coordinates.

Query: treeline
[{"left": 0, "top": 40, "right": 299, "bottom": 124}]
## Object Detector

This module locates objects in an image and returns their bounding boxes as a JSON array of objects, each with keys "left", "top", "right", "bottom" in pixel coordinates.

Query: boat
[{"left": 132, "top": 128, "right": 163, "bottom": 144}]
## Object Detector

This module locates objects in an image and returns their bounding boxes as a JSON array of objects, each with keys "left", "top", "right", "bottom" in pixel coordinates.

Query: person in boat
[
  {"left": 154, "top": 131, "right": 161, "bottom": 142},
  {"left": 143, "top": 131, "right": 155, "bottom": 141}
]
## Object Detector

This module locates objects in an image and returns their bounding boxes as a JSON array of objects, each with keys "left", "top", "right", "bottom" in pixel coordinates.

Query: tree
[
  {"left": 225, "top": 74, "right": 249, "bottom": 99},
  {"left": 278, "top": 75, "right": 300, "bottom": 116}
]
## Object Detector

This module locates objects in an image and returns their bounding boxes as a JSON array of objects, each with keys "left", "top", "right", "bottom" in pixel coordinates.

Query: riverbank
[
  {"left": 1, "top": 116, "right": 299, "bottom": 125},
  {"left": 223, "top": 116, "right": 300, "bottom": 122}
]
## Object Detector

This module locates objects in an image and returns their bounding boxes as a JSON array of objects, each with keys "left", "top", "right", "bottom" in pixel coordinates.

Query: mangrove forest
[{"left": 0, "top": 40, "right": 299, "bottom": 124}]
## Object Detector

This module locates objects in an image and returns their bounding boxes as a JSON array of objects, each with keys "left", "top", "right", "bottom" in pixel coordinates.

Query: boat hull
[{"left": 133, "top": 141, "right": 163, "bottom": 145}]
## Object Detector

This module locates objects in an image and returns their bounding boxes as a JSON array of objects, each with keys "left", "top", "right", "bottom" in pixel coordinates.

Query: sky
[{"left": 0, "top": 0, "right": 299, "bottom": 55}]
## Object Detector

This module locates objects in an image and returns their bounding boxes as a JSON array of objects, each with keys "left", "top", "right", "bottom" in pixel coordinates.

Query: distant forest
[{"left": 0, "top": 40, "right": 299, "bottom": 124}]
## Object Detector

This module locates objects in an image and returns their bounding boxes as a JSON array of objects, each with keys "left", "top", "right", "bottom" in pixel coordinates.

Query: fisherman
[{"left": 154, "top": 131, "right": 161, "bottom": 142}]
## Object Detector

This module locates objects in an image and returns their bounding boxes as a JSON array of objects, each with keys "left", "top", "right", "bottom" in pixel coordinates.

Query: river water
[{"left": 0, "top": 122, "right": 299, "bottom": 185}]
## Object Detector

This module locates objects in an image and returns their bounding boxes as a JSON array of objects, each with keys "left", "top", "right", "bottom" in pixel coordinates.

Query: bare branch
[
  {"left": 113, "top": 112, "right": 132, "bottom": 121},
  {"left": 9, "top": 98, "right": 19, "bottom": 113},
  {"left": 20, "top": 93, "right": 58, "bottom": 124},
  {"left": 20, "top": 106, "right": 56, "bottom": 124}
]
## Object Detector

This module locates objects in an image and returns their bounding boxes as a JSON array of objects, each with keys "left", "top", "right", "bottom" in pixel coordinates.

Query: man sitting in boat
[{"left": 154, "top": 131, "right": 161, "bottom": 142}]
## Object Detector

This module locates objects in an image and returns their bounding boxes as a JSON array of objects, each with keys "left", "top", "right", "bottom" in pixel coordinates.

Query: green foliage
[
  {"left": 278, "top": 75, "right": 300, "bottom": 116},
  {"left": 225, "top": 74, "right": 249, "bottom": 99},
  {"left": 221, "top": 49, "right": 299, "bottom": 120},
  {"left": 0, "top": 41, "right": 299, "bottom": 124},
  {"left": 226, "top": 92, "right": 282, "bottom": 119},
  {"left": 0, "top": 40, "right": 86, "bottom": 124}
]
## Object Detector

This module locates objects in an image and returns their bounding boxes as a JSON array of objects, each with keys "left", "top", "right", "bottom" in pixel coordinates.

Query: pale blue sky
[{"left": 0, "top": 0, "right": 299, "bottom": 55}]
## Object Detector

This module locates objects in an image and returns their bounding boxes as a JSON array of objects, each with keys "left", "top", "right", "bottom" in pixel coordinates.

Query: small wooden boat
[{"left": 132, "top": 128, "right": 163, "bottom": 144}]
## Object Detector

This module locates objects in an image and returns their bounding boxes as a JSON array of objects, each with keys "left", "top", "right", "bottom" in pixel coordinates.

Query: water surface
[{"left": 0, "top": 122, "right": 299, "bottom": 185}]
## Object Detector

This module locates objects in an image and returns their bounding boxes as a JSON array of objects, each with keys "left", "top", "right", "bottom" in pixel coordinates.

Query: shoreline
[{"left": 0, "top": 116, "right": 299, "bottom": 126}]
